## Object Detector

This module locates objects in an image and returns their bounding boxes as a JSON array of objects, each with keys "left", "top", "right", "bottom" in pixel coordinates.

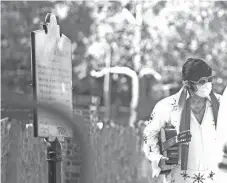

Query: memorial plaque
[
  {"left": 73, "top": 95, "right": 100, "bottom": 106},
  {"left": 31, "top": 13, "right": 73, "bottom": 138}
]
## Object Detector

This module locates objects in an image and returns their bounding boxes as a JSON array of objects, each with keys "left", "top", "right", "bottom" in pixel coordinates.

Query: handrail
[
  {"left": 91, "top": 66, "right": 139, "bottom": 127},
  {"left": 138, "top": 67, "right": 162, "bottom": 80},
  {"left": 91, "top": 66, "right": 139, "bottom": 109}
]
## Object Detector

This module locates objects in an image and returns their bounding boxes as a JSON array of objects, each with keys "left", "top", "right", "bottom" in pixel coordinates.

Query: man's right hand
[
  {"left": 159, "top": 156, "right": 169, "bottom": 167},
  {"left": 159, "top": 156, "right": 177, "bottom": 170}
]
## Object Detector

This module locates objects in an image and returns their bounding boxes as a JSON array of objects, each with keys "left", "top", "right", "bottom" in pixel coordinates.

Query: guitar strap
[
  {"left": 179, "top": 87, "right": 191, "bottom": 170},
  {"left": 210, "top": 91, "right": 220, "bottom": 129},
  {"left": 178, "top": 87, "right": 219, "bottom": 170}
]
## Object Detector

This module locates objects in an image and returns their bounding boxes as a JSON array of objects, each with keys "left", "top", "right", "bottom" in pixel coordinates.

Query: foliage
[
  {"left": 87, "top": 1, "right": 227, "bottom": 94},
  {"left": 1, "top": 1, "right": 94, "bottom": 94},
  {"left": 152, "top": 1, "right": 227, "bottom": 93},
  {"left": 2, "top": 1, "right": 227, "bottom": 99}
]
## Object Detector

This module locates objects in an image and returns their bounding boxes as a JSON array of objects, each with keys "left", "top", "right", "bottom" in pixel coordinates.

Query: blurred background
[
  {"left": 2, "top": 0, "right": 227, "bottom": 125},
  {"left": 1, "top": 1, "right": 227, "bottom": 183}
]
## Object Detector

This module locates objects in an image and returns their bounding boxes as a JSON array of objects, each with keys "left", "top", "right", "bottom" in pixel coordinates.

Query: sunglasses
[{"left": 188, "top": 76, "right": 213, "bottom": 86}]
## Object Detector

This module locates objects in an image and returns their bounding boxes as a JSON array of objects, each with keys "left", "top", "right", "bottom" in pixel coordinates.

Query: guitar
[
  {"left": 217, "top": 87, "right": 227, "bottom": 172},
  {"left": 159, "top": 126, "right": 192, "bottom": 174}
]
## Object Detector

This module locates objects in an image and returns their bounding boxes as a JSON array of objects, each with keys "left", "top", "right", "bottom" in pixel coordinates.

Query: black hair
[{"left": 182, "top": 58, "right": 212, "bottom": 82}]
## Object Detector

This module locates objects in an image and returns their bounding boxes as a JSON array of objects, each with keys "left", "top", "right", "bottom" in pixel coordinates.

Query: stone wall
[
  {"left": 1, "top": 111, "right": 154, "bottom": 183},
  {"left": 88, "top": 123, "right": 154, "bottom": 183},
  {"left": 1, "top": 117, "right": 48, "bottom": 183}
]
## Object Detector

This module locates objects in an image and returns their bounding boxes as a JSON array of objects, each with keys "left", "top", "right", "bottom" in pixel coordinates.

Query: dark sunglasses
[{"left": 188, "top": 76, "right": 213, "bottom": 86}]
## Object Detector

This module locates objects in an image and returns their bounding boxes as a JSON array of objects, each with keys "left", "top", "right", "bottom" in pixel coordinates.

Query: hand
[
  {"left": 159, "top": 156, "right": 169, "bottom": 167},
  {"left": 159, "top": 156, "right": 177, "bottom": 170}
]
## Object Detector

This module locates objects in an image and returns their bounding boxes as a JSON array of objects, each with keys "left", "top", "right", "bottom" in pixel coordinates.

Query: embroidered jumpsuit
[{"left": 143, "top": 89, "right": 221, "bottom": 183}]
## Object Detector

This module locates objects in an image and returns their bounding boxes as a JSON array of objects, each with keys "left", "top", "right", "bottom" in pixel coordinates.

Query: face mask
[{"left": 195, "top": 82, "right": 212, "bottom": 98}]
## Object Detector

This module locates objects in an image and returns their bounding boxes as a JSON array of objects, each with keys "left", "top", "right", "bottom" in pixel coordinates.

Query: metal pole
[
  {"left": 104, "top": 43, "right": 112, "bottom": 124},
  {"left": 133, "top": 1, "right": 143, "bottom": 72},
  {"left": 46, "top": 137, "right": 62, "bottom": 183}
]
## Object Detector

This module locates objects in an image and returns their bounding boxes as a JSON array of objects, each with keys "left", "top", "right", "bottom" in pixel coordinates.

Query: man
[
  {"left": 143, "top": 58, "right": 221, "bottom": 183},
  {"left": 215, "top": 87, "right": 227, "bottom": 182}
]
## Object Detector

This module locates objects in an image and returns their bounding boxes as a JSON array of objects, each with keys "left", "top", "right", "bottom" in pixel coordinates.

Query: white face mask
[{"left": 195, "top": 82, "right": 212, "bottom": 98}]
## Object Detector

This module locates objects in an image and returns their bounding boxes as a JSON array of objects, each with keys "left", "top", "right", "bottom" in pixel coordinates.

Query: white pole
[
  {"left": 139, "top": 67, "right": 162, "bottom": 80},
  {"left": 91, "top": 66, "right": 139, "bottom": 127}
]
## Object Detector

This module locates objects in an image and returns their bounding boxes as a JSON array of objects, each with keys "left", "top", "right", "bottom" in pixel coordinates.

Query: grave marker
[{"left": 31, "top": 13, "right": 73, "bottom": 139}]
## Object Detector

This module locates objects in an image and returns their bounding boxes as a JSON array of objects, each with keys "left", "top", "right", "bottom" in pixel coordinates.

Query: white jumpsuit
[{"left": 143, "top": 88, "right": 221, "bottom": 183}]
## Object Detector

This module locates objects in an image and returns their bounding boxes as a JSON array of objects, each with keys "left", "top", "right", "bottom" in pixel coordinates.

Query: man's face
[{"left": 187, "top": 76, "right": 213, "bottom": 92}]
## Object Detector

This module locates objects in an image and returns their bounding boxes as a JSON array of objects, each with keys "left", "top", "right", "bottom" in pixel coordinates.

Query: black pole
[
  {"left": 218, "top": 142, "right": 227, "bottom": 172},
  {"left": 46, "top": 137, "right": 62, "bottom": 183},
  {"left": 104, "top": 43, "right": 112, "bottom": 124}
]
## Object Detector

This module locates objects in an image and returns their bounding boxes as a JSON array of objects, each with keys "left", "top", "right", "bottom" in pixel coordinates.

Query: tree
[
  {"left": 2, "top": 1, "right": 227, "bottom": 100},
  {"left": 1, "top": 1, "right": 94, "bottom": 95},
  {"left": 141, "top": 1, "right": 227, "bottom": 93}
]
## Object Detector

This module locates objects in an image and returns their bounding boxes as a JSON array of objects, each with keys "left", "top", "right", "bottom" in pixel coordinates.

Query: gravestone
[
  {"left": 73, "top": 95, "right": 100, "bottom": 121},
  {"left": 31, "top": 13, "right": 73, "bottom": 140}
]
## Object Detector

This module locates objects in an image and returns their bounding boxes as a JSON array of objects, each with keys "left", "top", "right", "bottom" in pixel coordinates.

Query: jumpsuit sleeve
[{"left": 143, "top": 100, "right": 170, "bottom": 177}]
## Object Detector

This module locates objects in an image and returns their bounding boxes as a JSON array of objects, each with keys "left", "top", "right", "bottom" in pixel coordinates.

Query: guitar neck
[{"left": 162, "top": 136, "right": 178, "bottom": 152}]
